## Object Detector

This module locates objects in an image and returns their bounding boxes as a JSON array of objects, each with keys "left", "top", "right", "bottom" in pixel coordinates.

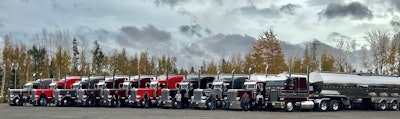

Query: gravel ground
[{"left": 0, "top": 103, "right": 400, "bottom": 119}]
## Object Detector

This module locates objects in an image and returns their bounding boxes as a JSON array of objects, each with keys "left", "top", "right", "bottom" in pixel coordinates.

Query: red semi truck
[
  {"left": 129, "top": 75, "right": 184, "bottom": 108},
  {"left": 31, "top": 76, "right": 81, "bottom": 106}
]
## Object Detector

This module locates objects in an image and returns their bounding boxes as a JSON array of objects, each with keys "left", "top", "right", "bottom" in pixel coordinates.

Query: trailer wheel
[
  {"left": 285, "top": 102, "right": 294, "bottom": 112},
  {"left": 318, "top": 100, "right": 328, "bottom": 111},
  {"left": 329, "top": 100, "right": 340, "bottom": 111},
  {"left": 389, "top": 101, "right": 398, "bottom": 110},
  {"left": 376, "top": 101, "right": 387, "bottom": 111}
]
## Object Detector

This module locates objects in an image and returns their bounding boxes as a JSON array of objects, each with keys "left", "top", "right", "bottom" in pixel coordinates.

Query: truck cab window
[
  {"left": 150, "top": 84, "right": 157, "bottom": 88},
  {"left": 214, "top": 84, "right": 222, "bottom": 89},
  {"left": 246, "top": 84, "right": 255, "bottom": 89}
]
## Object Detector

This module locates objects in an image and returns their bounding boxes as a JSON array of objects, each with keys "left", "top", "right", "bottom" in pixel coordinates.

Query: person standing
[
  {"left": 40, "top": 91, "right": 47, "bottom": 106},
  {"left": 241, "top": 92, "right": 250, "bottom": 111},
  {"left": 90, "top": 91, "right": 96, "bottom": 107},
  {"left": 210, "top": 92, "right": 217, "bottom": 110},
  {"left": 114, "top": 91, "right": 119, "bottom": 108},
  {"left": 175, "top": 91, "right": 182, "bottom": 109},
  {"left": 256, "top": 92, "right": 264, "bottom": 111}
]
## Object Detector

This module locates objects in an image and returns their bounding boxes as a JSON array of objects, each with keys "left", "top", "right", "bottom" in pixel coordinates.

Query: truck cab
[
  {"left": 264, "top": 74, "right": 310, "bottom": 111},
  {"left": 130, "top": 75, "right": 183, "bottom": 108},
  {"left": 50, "top": 77, "right": 82, "bottom": 106},
  {"left": 7, "top": 78, "right": 53, "bottom": 106},
  {"left": 221, "top": 76, "right": 249, "bottom": 109},
  {"left": 118, "top": 76, "right": 153, "bottom": 107},
  {"left": 100, "top": 76, "right": 129, "bottom": 107},
  {"left": 161, "top": 75, "right": 215, "bottom": 108},
  {"left": 74, "top": 76, "right": 105, "bottom": 106}
]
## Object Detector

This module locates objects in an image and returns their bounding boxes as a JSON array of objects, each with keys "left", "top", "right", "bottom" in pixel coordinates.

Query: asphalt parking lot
[{"left": 0, "top": 103, "right": 399, "bottom": 119}]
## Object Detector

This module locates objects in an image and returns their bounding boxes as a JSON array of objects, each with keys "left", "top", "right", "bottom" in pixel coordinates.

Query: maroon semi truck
[{"left": 99, "top": 76, "right": 129, "bottom": 107}]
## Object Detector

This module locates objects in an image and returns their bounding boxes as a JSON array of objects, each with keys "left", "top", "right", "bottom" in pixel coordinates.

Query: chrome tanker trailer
[{"left": 308, "top": 72, "right": 400, "bottom": 111}]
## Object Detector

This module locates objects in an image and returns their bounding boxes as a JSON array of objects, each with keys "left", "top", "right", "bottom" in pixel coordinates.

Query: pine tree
[{"left": 72, "top": 37, "right": 79, "bottom": 75}]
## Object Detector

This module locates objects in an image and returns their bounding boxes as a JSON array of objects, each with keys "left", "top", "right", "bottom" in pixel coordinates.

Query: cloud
[
  {"left": 390, "top": 0, "right": 400, "bottom": 11},
  {"left": 238, "top": 3, "right": 301, "bottom": 18},
  {"left": 153, "top": 0, "right": 189, "bottom": 7},
  {"left": 390, "top": 16, "right": 400, "bottom": 32},
  {"left": 279, "top": 4, "right": 301, "bottom": 15},
  {"left": 0, "top": 17, "right": 5, "bottom": 27},
  {"left": 307, "top": 0, "right": 343, "bottom": 6},
  {"left": 118, "top": 25, "right": 171, "bottom": 43},
  {"left": 197, "top": 33, "right": 256, "bottom": 57},
  {"left": 179, "top": 24, "right": 212, "bottom": 37},
  {"left": 318, "top": 2, "right": 373, "bottom": 20}
]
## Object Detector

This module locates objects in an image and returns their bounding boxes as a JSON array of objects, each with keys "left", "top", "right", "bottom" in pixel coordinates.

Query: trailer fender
[{"left": 372, "top": 98, "right": 387, "bottom": 104}]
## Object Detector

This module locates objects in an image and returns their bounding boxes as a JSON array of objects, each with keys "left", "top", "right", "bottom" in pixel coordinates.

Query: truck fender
[
  {"left": 388, "top": 99, "right": 397, "bottom": 104},
  {"left": 372, "top": 98, "right": 386, "bottom": 104},
  {"left": 340, "top": 98, "right": 351, "bottom": 106},
  {"left": 313, "top": 98, "right": 330, "bottom": 104}
]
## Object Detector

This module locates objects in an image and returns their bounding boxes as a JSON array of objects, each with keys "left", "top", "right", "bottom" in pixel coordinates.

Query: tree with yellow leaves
[{"left": 248, "top": 29, "right": 287, "bottom": 74}]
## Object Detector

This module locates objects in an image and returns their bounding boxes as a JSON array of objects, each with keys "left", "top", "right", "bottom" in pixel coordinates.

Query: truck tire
[
  {"left": 329, "top": 100, "right": 340, "bottom": 111},
  {"left": 318, "top": 100, "right": 328, "bottom": 111},
  {"left": 389, "top": 101, "right": 398, "bottom": 110},
  {"left": 11, "top": 97, "right": 18, "bottom": 106},
  {"left": 60, "top": 98, "right": 67, "bottom": 107},
  {"left": 376, "top": 101, "right": 387, "bottom": 111},
  {"left": 285, "top": 102, "right": 294, "bottom": 112}
]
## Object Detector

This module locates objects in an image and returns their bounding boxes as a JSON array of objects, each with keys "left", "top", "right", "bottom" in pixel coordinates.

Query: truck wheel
[
  {"left": 389, "top": 101, "right": 398, "bottom": 110},
  {"left": 60, "top": 98, "right": 67, "bottom": 107},
  {"left": 285, "top": 102, "right": 294, "bottom": 112},
  {"left": 11, "top": 98, "right": 19, "bottom": 106},
  {"left": 318, "top": 100, "right": 328, "bottom": 111},
  {"left": 376, "top": 101, "right": 387, "bottom": 111},
  {"left": 329, "top": 100, "right": 340, "bottom": 111}
]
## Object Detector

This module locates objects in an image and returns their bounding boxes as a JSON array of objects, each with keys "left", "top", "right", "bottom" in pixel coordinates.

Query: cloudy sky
[{"left": 1, "top": 0, "right": 399, "bottom": 68}]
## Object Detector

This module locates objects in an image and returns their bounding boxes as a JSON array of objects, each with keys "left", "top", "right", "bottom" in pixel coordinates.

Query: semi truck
[
  {"left": 129, "top": 75, "right": 183, "bottom": 108},
  {"left": 74, "top": 76, "right": 105, "bottom": 106},
  {"left": 31, "top": 76, "right": 81, "bottom": 106},
  {"left": 119, "top": 76, "right": 153, "bottom": 106},
  {"left": 99, "top": 76, "right": 129, "bottom": 107},
  {"left": 160, "top": 75, "right": 215, "bottom": 109},
  {"left": 192, "top": 74, "right": 248, "bottom": 109},
  {"left": 7, "top": 78, "right": 53, "bottom": 106}
]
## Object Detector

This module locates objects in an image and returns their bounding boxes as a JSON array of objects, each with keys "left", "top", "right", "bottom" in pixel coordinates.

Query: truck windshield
[
  {"left": 24, "top": 84, "right": 32, "bottom": 89},
  {"left": 180, "top": 84, "right": 188, "bottom": 89},
  {"left": 123, "top": 84, "right": 129, "bottom": 89},
  {"left": 266, "top": 81, "right": 286, "bottom": 87},
  {"left": 97, "top": 85, "right": 104, "bottom": 89},
  {"left": 214, "top": 85, "right": 222, "bottom": 89},
  {"left": 49, "top": 84, "right": 56, "bottom": 89},
  {"left": 73, "top": 84, "right": 80, "bottom": 89},
  {"left": 246, "top": 84, "right": 256, "bottom": 89},
  {"left": 150, "top": 83, "right": 157, "bottom": 88}
]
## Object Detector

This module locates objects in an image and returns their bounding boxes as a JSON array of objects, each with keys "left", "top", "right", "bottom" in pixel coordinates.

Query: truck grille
[
  {"left": 103, "top": 90, "right": 109, "bottom": 100},
  {"left": 161, "top": 90, "right": 169, "bottom": 101},
  {"left": 269, "top": 90, "right": 278, "bottom": 102},
  {"left": 130, "top": 89, "right": 137, "bottom": 101},
  {"left": 193, "top": 90, "right": 202, "bottom": 101},
  {"left": 227, "top": 91, "right": 237, "bottom": 102},
  {"left": 77, "top": 90, "right": 83, "bottom": 100},
  {"left": 53, "top": 90, "right": 59, "bottom": 100}
]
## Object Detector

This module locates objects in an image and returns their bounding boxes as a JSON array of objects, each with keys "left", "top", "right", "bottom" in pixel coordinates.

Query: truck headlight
[
  {"left": 83, "top": 95, "right": 87, "bottom": 99},
  {"left": 280, "top": 97, "right": 285, "bottom": 100},
  {"left": 201, "top": 96, "right": 206, "bottom": 100},
  {"left": 107, "top": 95, "right": 112, "bottom": 98}
]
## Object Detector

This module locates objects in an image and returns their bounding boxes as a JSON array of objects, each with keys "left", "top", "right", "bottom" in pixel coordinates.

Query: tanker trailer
[{"left": 308, "top": 72, "right": 400, "bottom": 111}]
